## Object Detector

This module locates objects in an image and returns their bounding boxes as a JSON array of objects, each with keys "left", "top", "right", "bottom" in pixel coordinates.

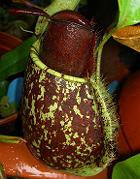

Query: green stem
[
  {"left": 0, "top": 135, "right": 26, "bottom": 144},
  {"left": 95, "top": 33, "right": 111, "bottom": 83},
  {"left": 95, "top": 28, "right": 117, "bottom": 83},
  {"left": 45, "top": 0, "right": 81, "bottom": 15}
]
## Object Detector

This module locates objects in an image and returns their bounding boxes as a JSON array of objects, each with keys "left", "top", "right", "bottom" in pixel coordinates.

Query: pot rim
[
  {"left": 30, "top": 40, "right": 88, "bottom": 83},
  {"left": 0, "top": 112, "right": 18, "bottom": 125}
]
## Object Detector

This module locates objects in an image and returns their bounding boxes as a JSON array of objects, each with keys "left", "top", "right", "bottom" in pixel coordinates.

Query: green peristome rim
[{"left": 30, "top": 40, "right": 87, "bottom": 84}]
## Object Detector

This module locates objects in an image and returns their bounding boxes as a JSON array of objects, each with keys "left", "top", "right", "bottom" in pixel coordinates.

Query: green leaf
[
  {"left": 117, "top": 0, "right": 140, "bottom": 28},
  {"left": 112, "top": 154, "right": 140, "bottom": 179},
  {"left": 0, "top": 36, "right": 36, "bottom": 81}
]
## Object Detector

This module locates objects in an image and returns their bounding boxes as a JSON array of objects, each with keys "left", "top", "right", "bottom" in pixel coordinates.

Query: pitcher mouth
[{"left": 30, "top": 39, "right": 89, "bottom": 83}]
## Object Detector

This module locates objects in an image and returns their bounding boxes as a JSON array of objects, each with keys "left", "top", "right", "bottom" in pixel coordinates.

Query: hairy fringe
[{"left": 89, "top": 74, "right": 119, "bottom": 167}]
